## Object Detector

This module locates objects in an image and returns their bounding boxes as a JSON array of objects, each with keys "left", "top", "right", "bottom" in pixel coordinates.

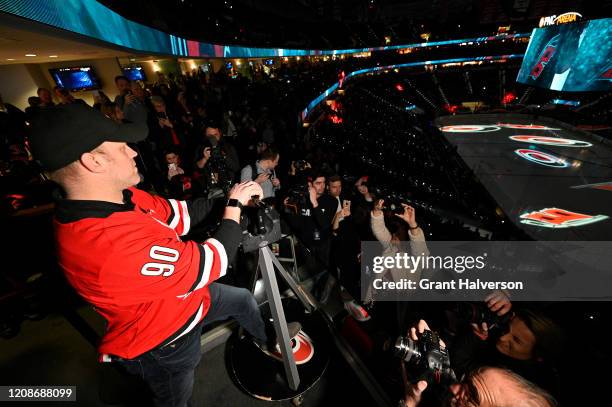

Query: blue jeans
[{"left": 117, "top": 283, "right": 267, "bottom": 407}]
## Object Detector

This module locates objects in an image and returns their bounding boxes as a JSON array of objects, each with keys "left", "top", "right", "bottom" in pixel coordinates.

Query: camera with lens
[
  {"left": 199, "top": 140, "right": 233, "bottom": 197},
  {"left": 283, "top": 183, "right": 309, "bottom": 214},
  {"left": 453, "top": 302, "right": 512, "bottom": 335},
  {"left": 294, "top": 160, "right": 309, "bottom": 172},
  {"left": 393, "top": 330, "right": 456, "bottom": 386},
  {"left": 240, "top": 199, "right": 282, "bottom": 253}
]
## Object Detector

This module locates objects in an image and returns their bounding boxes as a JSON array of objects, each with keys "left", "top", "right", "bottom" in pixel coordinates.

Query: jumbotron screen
[{"left": 516, "top": 18, "right": 611, "bottom": 92}]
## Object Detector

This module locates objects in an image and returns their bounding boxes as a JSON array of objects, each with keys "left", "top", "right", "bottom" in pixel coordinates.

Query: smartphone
[
  {"left": 156, "top": 111, "right": 168, "bottom": 119},
  {"left": 343, "top": 200, "right": 351, "bottom": 209}
]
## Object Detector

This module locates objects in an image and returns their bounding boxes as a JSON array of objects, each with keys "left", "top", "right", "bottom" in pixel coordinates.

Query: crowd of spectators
[{"left": 1, "top": 60, "right": 602, "bottom": 406}]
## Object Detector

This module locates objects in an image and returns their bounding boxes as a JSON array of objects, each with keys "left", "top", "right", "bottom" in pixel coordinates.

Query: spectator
[
  {"left": 194, "top": 121, "right": 240, "bottom": 196},
  {"left": 0, "top": 93, "right": 27, "bottom": 151},
  {"left": 239, "top": 146, "right": 281, "bottom": 201},
  {"left": 327, "top": 175, "right": 349, "bottom": 232},
  {"left": 100, "top": 102, "right": 124, "bottom": 123},
  {"left": 451, "top": 298, "right": 563, "bottom": 398},
  {"left": 54, "top": 87, "right": 87, "bottom": 106},
  {"left": 92, "top": 91, "right": 111, "bottom": 111},
  {"left": 150, "top": 95, "right": 185, "bottom": 151},
  {"left": 37, "top": 87, "right": 55, "bottom": 107},
  {"left": 164, "top": 148, "right": 196, "bottom": 199},
  {"left": 25, "top": 96, "right": 41, "bottom": 115},
  {"left": 355, "top": 175, "right": 375, "bottom": 207},
  {"left": 368, "top": 199, "right": 428, "bottom": 330},
  {"left": 113, "top": 75, "right": 131, "bottom": 110},
  {"left": 284, "top": 170, "right": 337, "bottom": 271},
  {"left": 165, "top": 148, "right": 186, "bottom": 180}
]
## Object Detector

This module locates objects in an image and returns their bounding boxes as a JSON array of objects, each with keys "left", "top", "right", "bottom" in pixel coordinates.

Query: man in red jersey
[{"left": 28, "top": 104, "right": 300, "bottom": 407}]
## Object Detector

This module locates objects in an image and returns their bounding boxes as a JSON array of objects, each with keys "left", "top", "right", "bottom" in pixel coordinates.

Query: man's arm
[{"left": 240, "top": 165, "right": 252, "bottom": 183}]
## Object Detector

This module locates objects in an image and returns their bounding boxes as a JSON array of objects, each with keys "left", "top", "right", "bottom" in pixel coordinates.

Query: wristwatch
[{"left": 226, "top": 198, "right": 244, "bottom": 210}]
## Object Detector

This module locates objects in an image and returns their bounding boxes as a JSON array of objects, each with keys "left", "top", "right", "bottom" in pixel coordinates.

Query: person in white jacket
[{"left": 369, "top": 199, "right": 429, "bottom": 331}]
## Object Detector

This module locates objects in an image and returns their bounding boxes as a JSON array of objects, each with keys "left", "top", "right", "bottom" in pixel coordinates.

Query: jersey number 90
[{"left": 141, "top": 246, "right": 180, "bottom": 277}]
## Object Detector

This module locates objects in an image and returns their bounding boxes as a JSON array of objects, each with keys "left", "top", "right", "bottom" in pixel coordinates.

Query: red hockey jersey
[{"left": 54, "top": 188, "right": 231, "bottom": 359}]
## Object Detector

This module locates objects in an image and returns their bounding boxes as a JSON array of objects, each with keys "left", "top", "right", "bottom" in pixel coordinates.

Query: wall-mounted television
[
  {"left": 122, "top": 66, "right": 146, "bottom": 81},
  {"left": 49, "top": 66, "right": 100, "bottom": 91}
]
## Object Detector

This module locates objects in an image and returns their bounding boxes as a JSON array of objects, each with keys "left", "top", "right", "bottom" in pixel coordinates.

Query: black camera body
[
  {"left": 394, "top": 330, "right": 456, "bottom": 386},
  {"left": 240, "top": 203, "right": 282, "bottom": 253},
  {"left": 294, "top": 160, "right": 309, "bottom": 172},
  {"left": 284, "top": 183, "right": 310, "bottom": 215},
  {"left": 454, "top": 302, "right": 512, "bottom": 334}
]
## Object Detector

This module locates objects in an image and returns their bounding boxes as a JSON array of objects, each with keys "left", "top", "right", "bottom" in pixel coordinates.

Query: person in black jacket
[
  {"left": 449, "top": 293, "right": 563, "bottom": 399},
  {"left": 283, "top": 170, "right": 337, "bottom": 272}
]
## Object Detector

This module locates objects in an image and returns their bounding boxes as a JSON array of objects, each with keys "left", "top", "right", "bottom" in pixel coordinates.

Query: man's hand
[
  {"left": 308, "top": 184, "right": 318, "bottom": 208},
  {"left": 271, "top": 177, "right": 281, "bottom": 188},
  {"left": 401, "top": 353, "right": 428, "bottom": 407},
  {"left": 159, "top": 118, "right": 173, "bottom": 128},
  {"left": 395, "top": 204, "right": 417, "bottom": 228},
  {"left": 254, "top": 172, "right": 270, "bottom": 184},
  {"left": 125, "top": 94, "right": 137, "bottom": 105},
  {"left": 403, "top": 381, "right": 428, "bottom": 407},
  {"left": 409, "top": 319, "right": 446, "bottom": 348},
  {"left": 372, "top": 199, "right": 384, "bottom": 217},
  {"left": 485, "top": 290, "right": 512, "bottom": 316},
  {"left": 471, "top": 322, "right": 490, "bottom": 341},
  {"left": 228, "top": 181, "right": 264, "bottom": 206}
]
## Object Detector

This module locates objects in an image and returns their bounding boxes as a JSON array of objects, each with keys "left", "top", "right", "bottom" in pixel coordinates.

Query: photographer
[
  {"left": 283, "top": 171, "right": 337, "bottom": 269},
  {"left": 28, "top": 104, "right": 300, "bottom": 407},
  {"left": 150, "top": 96, "right": 185, "bottom": 152},
  {"left": 449, "top": 295, "right": 562, "bottom": 398},
  {"left": 239, "top": 147, "right": 281, "bottom": 202},
  {"left": 401, "top": 320, "right": 558, "bottom": 407},
  {"left": 194, "top": 122, "right": 241, "bottom": 197}
]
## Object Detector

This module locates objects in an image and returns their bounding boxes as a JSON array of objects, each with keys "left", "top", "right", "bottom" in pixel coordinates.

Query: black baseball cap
[{"left": 28, "top": 103, "right": 147, "bottom": 172}]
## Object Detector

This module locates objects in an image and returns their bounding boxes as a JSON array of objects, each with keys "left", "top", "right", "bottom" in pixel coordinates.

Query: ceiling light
[
  {"left": 49, "top": 55, "right": 58, "bottom": 58},
  {"left": 6, "top": 58, "right": 15, "bottom": 61},
  {"left": 25, "top": 53, "right": 37, "bottom": 57}
]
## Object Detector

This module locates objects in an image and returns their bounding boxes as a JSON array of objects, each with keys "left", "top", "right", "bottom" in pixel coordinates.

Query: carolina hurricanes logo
[
  {"left": 514, "top": 149, "right": 568, "bottom": 168},
  {"left": 440, "top": 124, "right": 561, "bottom": 133},
  {"left": 510, "top": 135, "right": 592, "bottom": 147},
  {"left": 266, "top": 331, "right": 315, "bottom": 365},
  {"left": 520, "top": 208, "right": 609, "bottom": 228},
  {"left": 439, "top": 125, "right": 501, "bottom": 133},
  {"left": 497, "top": 123, "right": 560, "bottom": 130},
  {"left": 571, "top": 182, "right": 612, "bottom": 191}
]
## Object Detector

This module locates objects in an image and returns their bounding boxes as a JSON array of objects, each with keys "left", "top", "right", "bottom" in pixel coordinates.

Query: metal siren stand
[{"left": 256, "top": 240, "right": 316, "bottom": 390}]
